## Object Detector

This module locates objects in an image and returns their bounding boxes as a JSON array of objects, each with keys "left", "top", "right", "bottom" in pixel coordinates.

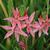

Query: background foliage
[{"left": 0, "top": 0, "right": 50, "bottom": 50}]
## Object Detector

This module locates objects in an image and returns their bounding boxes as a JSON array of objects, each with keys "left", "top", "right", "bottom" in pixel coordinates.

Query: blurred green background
[{"left": 0, "top": 0, "right": 50, "bottom": 50}]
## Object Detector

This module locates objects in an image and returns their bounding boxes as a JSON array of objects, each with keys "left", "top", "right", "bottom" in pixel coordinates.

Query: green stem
[
  {"left": 0, "top": 0, "right": 8, "bottom": 17},
  {"left": 47, "top": 0, "right": 49, "bottom": 14},
  {"left": 25, "top": 38, "right": 28, "bottom": 50},
  {"left": 32, "top": 36, "right": 35, "bottom": 46}
]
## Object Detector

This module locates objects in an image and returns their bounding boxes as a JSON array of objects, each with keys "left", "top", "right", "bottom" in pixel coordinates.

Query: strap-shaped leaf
[{"left": 8, "top": 0, "right": 13, "bottom": 17}]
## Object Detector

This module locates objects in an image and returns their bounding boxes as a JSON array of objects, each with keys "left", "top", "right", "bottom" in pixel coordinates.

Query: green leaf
[
  {"left": 0, "top": 44, "right": 8, "bottom": 50},
  {"left": 37, "top": 36, "right": 44, "bottom": 50},
  {"left": 27, "top": 35, "right": 33, "bottom": 50},
  {"left": 19, "top": 5, "right": 26, "bottom": 16},
  {"left": 0, "top": 6, "right": 5, "bottom": 19},
  {"left": 28, "top": 0, "right": 34, "bottom": 15},
  {"left": 0, "top": 19, "right": 9, "bottom": 25},
  {"left": 23, "top": 0, "right": 28, "bottom": 7},
  {"left": 7, "top": 0, "right": 14, "bottom": 17}
]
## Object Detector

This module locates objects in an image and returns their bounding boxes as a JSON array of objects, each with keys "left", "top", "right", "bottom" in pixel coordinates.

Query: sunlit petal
[
  {"left": 0, "top": 26, "right": 12, "bottom": 30},
  {"left": 43, "top": 30, "right": 48, "bottom": 35},
  {"left": 29, "top": 12, "right": 35, "bottom": 23},
  {"left": 4, "top": 17, "right": 13, "bottom": 24},
  {"left": 15, "top": 32, "right": 19, "bottom": 42},
  {"left": 4, "top": 31, "right": 13, "bottom": 39},
  {"left": 19, "top": 30, "right": 28, "bottom": 37}
]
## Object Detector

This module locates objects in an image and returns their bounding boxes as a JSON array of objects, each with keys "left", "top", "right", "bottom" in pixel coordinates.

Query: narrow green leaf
[
  {"left": 28, "top": 0, "right": 34, "bottom": 15},
  {"left": 0, "top": 44, "right": 7, "bottom": 50},
  {"left": 37, "top": 36, "right": 44, "bottom": 50},
  {"left": 27, "top": 35, "right": 33, "bottom": 50},
  {"left": 19, "top": 5, "right": 26, "bottom": 16},
  {"left": 7, "top": 0, "right": 14, "bottom": 17}
]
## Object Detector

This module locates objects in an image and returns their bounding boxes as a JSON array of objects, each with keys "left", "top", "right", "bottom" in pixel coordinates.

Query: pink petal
[
  {"left": 25, "top": 19, "right": 29, "bottom": 24},
  {"left": 4, "top": 17, "right": 13, "bottom": 23},
  {"left": 26, "top": 26, "right": 31, "bottom": 33},
  {"left": 32, "top": 29, "right": 38, "bottom": 33},
  {"left": 12, "top": 25, "right": 16, "bottom": 32},
  {"left": 12, "top": 8, "right": 18, "bottom": 18},
  {"left": 30, "top": 30, "right": 35, "bottom": 38},
  {"left": 38, "top": 16, "right": 45, "bottom": 25},
  {"left": 11, "top": 20, "right": 17, "bottom": 27},
  {"left": 19, "top": 30, "right": 28, "bottom": 37},
  {"left": 48, "top": 23, "right": 50, "bottom": 27},
  {"left": 40, "top": 23, "right": 45, "bottom": 29},
  {"left": 4, "top": 31, "right": 13, "bottom": 39},
  {"left": 30, "top": 29, "right": 38, "bottom": 38},
  {"left": 4, "top": 17, "right": 17, "bottom": 27},
  {"left": 18, "top": 16, "right": 28, "bottom": 20},
  {"left": 32, "top": 22, "right": 40, "bottom": 29},
  {"left": 24, "top": 7, "right": 28, "bottom": 16},
  {"left": 21, "top": 24, "right": 26, "bottom": 28},
  {"left": 12, "top": 8, "right": 20, "bottom": 18},
  {"left": 17, "top": 21, "right": 22, "bottom": 30},
  {"left": 20, "top": 21, "right": 27, "bottom": 28},
  {"left": 15, "top": 32, "right": 19, "bottom": 42},
  {"left": 16, "top": 8, "right": 20, "bottom": 17},
  {"left": 19, "top": 41, "right": 27, "bottom": 50},
  {"left": 45, "top": 26, "right": 48, "bottom": 32},
  {"left": 29, "top": 12, "right": 35, "bottom": 23},
  {"left": 0, "top": 26, "right": 12, "bottom": 30},
  {"left": 46, "top": 14, "right": 48, "bottom": 21},
  {"left": 48, "top": 19, "right": 50, "bottom": 22},
  {"left": 43, "top": 30, "right": 48, "bottom": 35},
  {"left": 33, "top": 24, "right": 40, "bottom": 29}
]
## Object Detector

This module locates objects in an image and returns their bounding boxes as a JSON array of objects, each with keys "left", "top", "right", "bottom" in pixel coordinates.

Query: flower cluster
[
  {"left": 19, "top": 41, "right": 27, "bottom": 50},
  {"left": 0, "top": 8, "right": 50, "bottom": 42}
]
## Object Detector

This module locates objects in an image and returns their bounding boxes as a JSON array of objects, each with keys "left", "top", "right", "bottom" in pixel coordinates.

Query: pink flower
[
  {"left": 32, "top": 15, "right": 50, "bottom": 37},
  {"left": 1, "top": 8, "right": 28, "bottom": 42},
  {"left": 19, "top": 41, "right": 27, "bottom": 50},
  {"left": 41, "top": 15, "right": 50, "bottom": 36},
  {"left": 23, "top": 12, "right": 35, "bottom": 38},
  {"left": 38, "top": 15, "right": 50, "bottom": 36},
  {"left": 32, "top": 21, "right": 45, "bottom": 37},
  {"left": 44, "top": 15, "right": 50, "bottom": 32}
]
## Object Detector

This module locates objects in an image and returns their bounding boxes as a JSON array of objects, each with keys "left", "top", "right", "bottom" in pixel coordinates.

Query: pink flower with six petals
[{"left": 0, "top": 8, "right": 28, "bottom": 42}]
